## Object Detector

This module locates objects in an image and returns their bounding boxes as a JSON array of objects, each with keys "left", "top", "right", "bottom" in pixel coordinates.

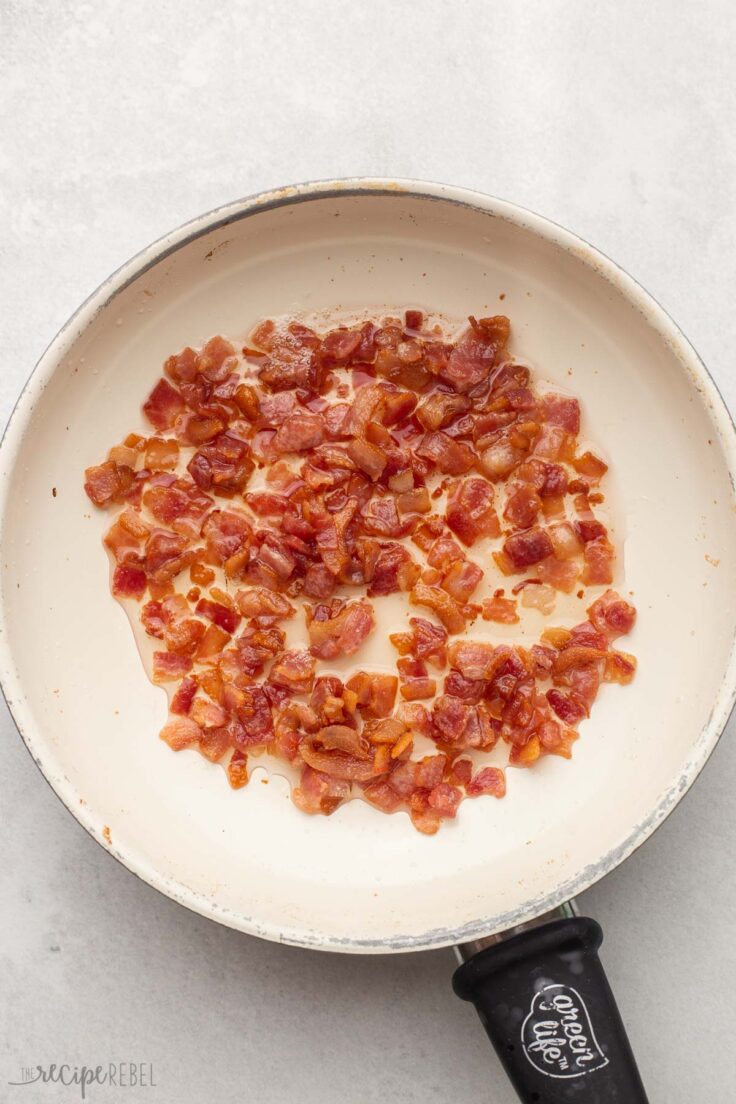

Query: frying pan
[{"left": 2, "top": 179, "right": 735, "bottom": 1103}]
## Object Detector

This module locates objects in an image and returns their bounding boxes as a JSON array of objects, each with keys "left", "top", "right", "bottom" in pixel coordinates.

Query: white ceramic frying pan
[{"left": 2, "top": 180, "right": 735, "bottom": 1103}]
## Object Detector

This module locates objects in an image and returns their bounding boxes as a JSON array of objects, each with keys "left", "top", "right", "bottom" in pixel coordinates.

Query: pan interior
[{"left": 2, "top": 187, "right": 735, "bottom": 950}]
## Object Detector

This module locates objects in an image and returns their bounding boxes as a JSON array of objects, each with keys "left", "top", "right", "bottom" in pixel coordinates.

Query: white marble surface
[{"left": 2, "top": 2, "right": 735, "bottom": 1101}]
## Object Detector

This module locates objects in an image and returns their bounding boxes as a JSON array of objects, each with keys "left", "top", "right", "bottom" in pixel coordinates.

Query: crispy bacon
[
  {"left": 143, "top": 378, "right": 186, "bottom": 431},
  {"left": 87, "top": 309, "right": 635, "bottom": 832},
  {"left": 84, "top": 461, "right": 135, "bottom": 507},
  {"left": 446, "top": 478, "right": 499, "bottom": 546},
  {"left": 307, "top": 599, "right": 375, "bottom": 660}
]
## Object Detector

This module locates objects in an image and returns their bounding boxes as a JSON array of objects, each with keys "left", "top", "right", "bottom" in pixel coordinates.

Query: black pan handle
[{"left": 452, "top": 911, "right": 649, "bottom": 1103}]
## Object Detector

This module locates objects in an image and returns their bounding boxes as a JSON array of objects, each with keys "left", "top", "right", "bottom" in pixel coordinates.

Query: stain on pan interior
[{"left": 2, "top": 177, "right": 736, "bottom": 952}]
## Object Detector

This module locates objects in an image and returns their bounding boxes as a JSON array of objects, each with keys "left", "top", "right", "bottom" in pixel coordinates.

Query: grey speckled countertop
[{"left": 1, "top": 2, "right": 735, "bottom": 1102}]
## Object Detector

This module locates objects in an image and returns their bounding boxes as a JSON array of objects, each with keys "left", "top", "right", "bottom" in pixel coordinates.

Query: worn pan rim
[{"left": 2, "top": 176, "right": 735, "bottom": 953}]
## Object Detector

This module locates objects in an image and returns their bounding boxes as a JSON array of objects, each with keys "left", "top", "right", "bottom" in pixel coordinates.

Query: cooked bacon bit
[
  {"left": 195, "top": 598, "right": 240, "bottom": 634},
  {"left": 300, "top": 738, "right": 381, "bottom": 783},
  {"left": 190, "top": 561, "right": 216, "bottom": 586},
  {"left": 540, "top": 393, "right": 580, "bottom": 434},
  {"left": 603, "top": 651, "right": 637, "bottom": 684},
  {"left": 145, "top": 529, "right": 196, "bottom": 583},
  {"left": 143, "top": 378, "right": 186, "bottom": 431},
  {"left": 400, "top": 678, "right": 437, "bottom": 701},
  {"left": 270, "top": 649, "right": 316, "bottom": 693},
  {"left": 84, "top": 461, "right": 135, "bottom": 507},
  {"left": 112, "top": 563, "right": 147, "bottom": 600},
  {"left": 145, "top": 436, "right": 180, "bottom": 470},
  {"left": 479, "top": 438, "right": 525, "bottom": 481},
  {"left": 153, "top": 651, "right": 193, "bottom": 683},
  {"left": 445, "top": 478, "right": 499, "bottom": 546},
  {"left": 416, "top": 391, "right": 470, "bottom": 430},
  {"left": 432, "top": 697, "right": 497, "bottom": 750},
  {"left": 346, "top": 672, "right": 398, "bottom": 718},
  {"left": 581, "top": 537, "right": 615, "bottom": 585},
  {"left": 536, "top": 555, "right": 580, "bottom": 593},
  {"left": 466, "top": 766, "right": 506, "bottom": 798},
  {"left": 503, "top": 527, "right": 553, "bottom": 568},
  {"left": 416, "top": 431, "right": 475, "bottom": 475},
  {"left": 171, "top": 677, "right": 198, "bottom": 715},
  {"left": 196, "top": 623, "right": 232, "bottom": 664},
  {"left": 160, "top": 715, "right": 201, "bottom": 750},
  {"left": 441, "top": 316, "right": 509, "bottom": 392},
  {"left": 347, "top": 437, "right": 387, "bottom": 480},
  {"left": 273, "top": 412, "right": 325, "bottom": 454},
  {"left": 447, "top": 640, "right": 504, "bottom": 681},
  {"left": 188, "top": 430, "right": 254, "bottom": 493},
  {"left": 548, "top": 521, "right": 583, "bottom": 561},
  {"left": 365, "top": 543, "right": 419, "bottom": 597},
  {"left": 293, "top": 765, "right": 351, "bottom": 814},
  {"left": 410, "top": 581, "right": 466, "bottom": 633},
  {"left": 547, "top": 688, "right": 588, "bottom": 726},
  {"left": 307, "top": 598, "right": 375, "bottom": 660},
  {"left": 573, "top": 451, "right": 608, "bottom": 480},
  {"left": 203, "top": 509, "right": 252, "bottom": 565},
  {"left": 143, "top": 479, "right": 212, "bottom": 539},
  {"left": 227, "top": 750, "right": 249, "bottom": 788},
  {"left": 235, "top": 587, "right": 295, "bottom": 623},
  {"left": 504, "top": 484, "right": 542, "bottom": 530},
  {"left": 587, "top": 590, "right": 636, "bottom": 639},
  {"left": 441, "top": 559, "right": 483, "bottom": 603},
  {"left": 520, "top": 583, "right": 556, "bottom": 615},
  {"left": 482, "top": 596, "right": 519, "bottom": 624}
]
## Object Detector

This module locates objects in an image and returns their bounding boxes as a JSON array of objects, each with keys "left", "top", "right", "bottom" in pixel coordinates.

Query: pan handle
[{"left": 452, "top": 904, "right": 649, "bottom": 1103}]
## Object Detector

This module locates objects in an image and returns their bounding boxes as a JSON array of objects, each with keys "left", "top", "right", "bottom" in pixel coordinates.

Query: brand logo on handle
[{"left": 521, "top": 983, "right": 608, "bottom": 1079}]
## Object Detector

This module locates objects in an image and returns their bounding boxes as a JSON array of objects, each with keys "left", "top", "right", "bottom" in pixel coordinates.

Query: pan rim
[{"left": 2, "top": 176, "right": 735, "bottom": 953}]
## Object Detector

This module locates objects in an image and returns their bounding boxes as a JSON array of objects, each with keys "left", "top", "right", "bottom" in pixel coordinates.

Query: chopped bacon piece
[
  {"left": 466, "top": 767, "right": 506, "bottom": 798},
  {"left": 445, "top": 477, "right": 499, "bottom": 546},
  {"left": 536, "top": 555, "right": 579, "bottom": 593},
  {"left": 187, "top": 431, "right": 254, "bottom": 493},
  {"left": 547, "top": 688, "right": 588, "bottom": 726},
  {"left": 152, "top": 651, "right": 193, "bottom": 683},
  {"left": 143, "top": 378, "right": 186, "bottom": 431},
  {"left": 145, "top": 529, "right": 195, "bottom": 583},
  {"left": 112, "top": 564, "right": 147, "bottom": 600},
  {"left": 441, "top": 316, "right": 510, "bottom": 392},
  {"left": 482, "top": 596, "right": 519, "bottom": 624},
  {"left": 432, "top": 697, "right": 497, "bottom": 750},
  {"left": 416, "top": 431, "right": 475, "bottom": 475},
  {"left": 603, "top": 651, "right": 637, "bottom": 684},
  {"left": 84, "top": 461, "right": 135, "bottom": 507},
  {"left": 307, "top": 599, "right": 375, "bottom": 660},
  {"left": 270, "top": 649, "right": 316, "bottom": 693},
  {"left": 581, "top": 537, "right": 615, "bottom": 585},
  {"left": 227, "top": 750, "right": 249, "bottom": 789},
  {"left": 441, "top": 559, "right": 483, "bottom": 603},
  {"left": 235, "top": 587, "right": 295, "bottom": 623},
  {"left": 573, "top": 451, "right": 608, "bottom": 480},
  {"left": 410, "top": 581, "right": 466, "bottom": 633},
  {"left": 504, "top": 484, "right": 542, "bottom": 530},
  {"left": 587, "top": 590, "right": 636, "bottom": 639},
  {"left": 479, "top": 437, "right": 525, "bottom": 481},
  {"left": 195, "top": 598, "right": 240, "bottom": 634},
  {"left": 368, "top": 543, "right": 420, "bottom": 596},
  {"left": 416, "top": 391, "right": 470, "bottom": 430},
  {"left": 503, "top": 527, "right": 553, "bottom": 568},
  {"left": 171, "top": 677, "right": 198, "bottom": 715},
  {"left": 159, "top": 715, "right": 202, "bottom": 750},
  {"left": 346, "top": 672, "right": 398, "bottom": 718},
  {"left": 427, "top": 782, "right": 462, "bottom": 818},
  {"left": 273, "top": 412, "right": 325, "bottom": 454},
  {"left": 143, "top": 479, "right": 212, "bottom": 539},
  {"left": 202, "top": 510, "right": 249, "bottom": 559},
  {"left": 540, "top": 393, "right": 580, "bottom": 434},
  {"left": 293, "top": 765, "right": 351, "bottom": 815},
  {"left": 447, "top": 640, "right": 505, "bottom": 681},
  {"left": 145, "top": 436, "right": 180, "bottom": 470}
]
